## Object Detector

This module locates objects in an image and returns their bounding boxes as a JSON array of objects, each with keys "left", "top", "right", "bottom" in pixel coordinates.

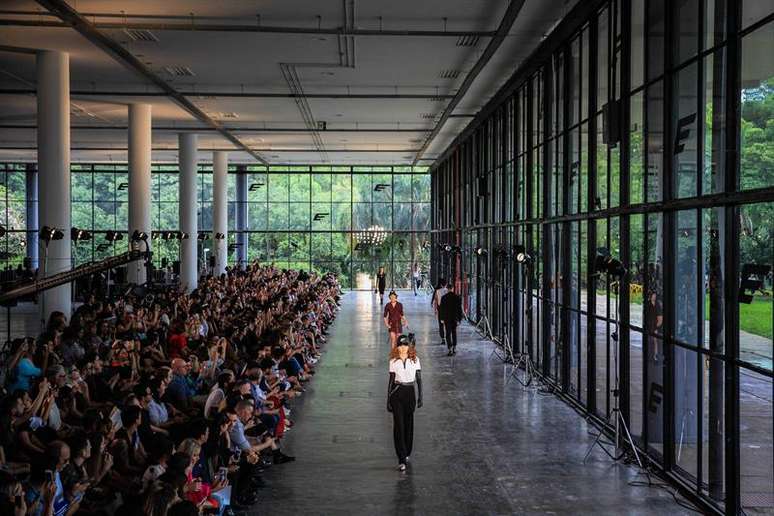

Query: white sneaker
[
  {"left": 397, "top": 463, "right": 406, "bottom": 472},
  {"left": 284, "top": 408, "right": 292, "bottom": 416}
]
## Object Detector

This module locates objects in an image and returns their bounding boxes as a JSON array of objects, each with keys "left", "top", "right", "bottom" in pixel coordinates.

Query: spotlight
[
  {"left": 512, "top": 245, "right": 533, "bottom": 265},
  {"left": 214, "top": 232, "right": 226, "bottom": 240},
  {"left": 70, "top": 227, "right": 92, "bottom": 241},
  {"left": 151, "top": 231, "right": 161, "bottom": 240},
  {"left": 474, "top": 247, "right": 487, "bottom": 257},
  {"left": 593, "top": 247, "right": 626, "bottom": 277},
  {"left": 197, "top": 233, "right": 209, "bottom": 241},
  {"left": 40, "top": 226, "right": 65, "bottom": 242},
  {"left": 178, "top": 232, "right": 190, "bottom": 240},
  {"left": 105, "top": 231, "right": 123, "bottom": 242},
  {"left": 131, "top": 230, "right": 148, "bottom": 241}
]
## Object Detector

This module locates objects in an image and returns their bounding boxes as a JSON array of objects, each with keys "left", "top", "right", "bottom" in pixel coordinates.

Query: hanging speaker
[
  {"left": 602, "top": 100, "right": 621, "bottom": 147},
  {"left": 477, "top": 175, "right": 488, "bottom": 197}
]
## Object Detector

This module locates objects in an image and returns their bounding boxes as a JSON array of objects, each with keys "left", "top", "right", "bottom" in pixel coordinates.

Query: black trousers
[
  {"left": 437, "top": 316, "right": 446, "bottom": 341},
  {"left": 443, "top": 321, "right": 458, "bottom": 350},
  {"left": 390, "top": 384, "right": 416, "bottom": 464}
]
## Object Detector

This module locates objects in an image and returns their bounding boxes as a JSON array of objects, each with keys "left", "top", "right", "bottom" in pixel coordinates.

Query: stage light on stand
[
  {"left": 40, "top": 226, "right": 65, "bottom": 242},
  {"left": 71, "top": 227, "right": 92, "bottom": 241},
  {"left": 105, "top": 231, "right": 123, "bottom": 242},
  {"left": 593, "top": 247, "right": 625, "bottom": 277},
  {"left": 511, "top": 245, "right": 533, "bottom": 266}
]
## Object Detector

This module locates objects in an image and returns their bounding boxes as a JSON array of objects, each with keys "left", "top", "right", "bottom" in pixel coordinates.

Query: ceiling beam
[
  {"left": 33, "top": 0, "right": 269, "bottom": 165},
  {"left": 0, "top": 124, "right": 432, "bottom": 133},
  {"left": 0, "top": 16, "right": 495, "bottom": 37},
  {"left": 412, "top": 0, "right": 527, "bottom": 165},
  {"left": 0, "top": 145, "right": 420, "bottom": 152},
  {"left": 0, "top": 88, "right": 454, "bottom": 100}
]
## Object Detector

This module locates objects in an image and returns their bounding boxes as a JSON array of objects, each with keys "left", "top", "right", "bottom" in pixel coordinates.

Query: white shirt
[{"left": 389, "top": 357, "right": 421, "bottom": 383}]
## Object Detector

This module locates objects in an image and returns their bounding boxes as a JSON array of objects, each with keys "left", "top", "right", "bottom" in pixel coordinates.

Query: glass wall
[
  {"left": 431, "top": 0, "right": 774, "bottom": 513},
  {"left": 0, "top": 163, "right": 430, "bottom": 290}
]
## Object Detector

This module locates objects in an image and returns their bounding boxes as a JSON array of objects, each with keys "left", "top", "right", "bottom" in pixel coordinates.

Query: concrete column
[
  {"left": 25, "top": 164, "right": 38, "bottom": 270},
  {"left": 235, "top": 166, "right": 248, "bottom": 268},
  {"left": 37, "top": 50, "right": 71, "bottom": 323},
  {"left": 179, "top": 133, "right": 198, "bottom": 291},
  {"left": 212, "top": 151, "right": 228, "bottom": 276},
  {"left": 128, "top": 103, "right": 152, "bottom": 284}
]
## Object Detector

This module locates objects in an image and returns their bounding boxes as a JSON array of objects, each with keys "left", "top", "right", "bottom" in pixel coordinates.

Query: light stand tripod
[
  {"left": 583, "top": 280, "right": 649, "bottom": 482},
  {"left": 474, "top": 310, "right": 494, "bottom": 340},
  {"left": 509, "top": 261, "right": 539, "bottom": 387},
  {"left": 491, "top": 321, "right": 516, "bottom": 364}
]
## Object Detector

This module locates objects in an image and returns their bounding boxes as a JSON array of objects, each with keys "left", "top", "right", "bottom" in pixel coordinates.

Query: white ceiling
[{"left": 0, "top": 0, "right": 574, "bottom": 164}]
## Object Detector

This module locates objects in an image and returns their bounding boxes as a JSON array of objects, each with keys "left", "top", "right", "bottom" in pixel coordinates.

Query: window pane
[{"left": 740, "top": 22, "right": 774, "bottom": 191}]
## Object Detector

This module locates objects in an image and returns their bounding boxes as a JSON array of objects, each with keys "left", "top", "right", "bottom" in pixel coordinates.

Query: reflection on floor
[{"left": 258, "top": 291, "right": 693, "bottom": 515}]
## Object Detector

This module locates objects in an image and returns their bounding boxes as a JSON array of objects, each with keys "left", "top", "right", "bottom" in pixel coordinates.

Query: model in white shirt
[{"left": 387, "top": 336, "right": 423, "bottom": 471}]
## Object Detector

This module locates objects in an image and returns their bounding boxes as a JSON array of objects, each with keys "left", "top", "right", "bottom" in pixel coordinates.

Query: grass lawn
[{"left": 619, "top": 290, "right": 772, "bottom": 340}]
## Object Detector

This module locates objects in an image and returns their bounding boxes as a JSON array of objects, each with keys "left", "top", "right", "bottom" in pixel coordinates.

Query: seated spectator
[{"left": 0, "top": 263, "right": 341, "bottom": 515}]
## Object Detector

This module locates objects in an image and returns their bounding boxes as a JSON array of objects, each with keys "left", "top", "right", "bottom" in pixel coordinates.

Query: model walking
[
  {"left": 374, "top": 266, "right": 387, "bottom": 304},
  {"left": 383, "top": 291, "right": 408, "bottom": 349},
  {"left": 431, "top": 278, "right": 448, "bottom": 346},
  {"left": 411, "top": 262, "right": 421, "bottom": 296},
  {"left": 439, "top": 282, "right": 464, "bottom": 356},
  {"left": 387, "top": 335, "right": 422, "bottom": 471}
]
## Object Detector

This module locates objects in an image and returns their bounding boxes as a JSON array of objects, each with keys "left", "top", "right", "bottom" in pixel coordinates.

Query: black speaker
[
  {"left": 208, "top": 255, "right": 215, "bottom": 268},
  {"left": 477, "top": 175, "right": 488, "bottom": 197},
  {"left": 602, "top": 100, "right": 621, "bottom": 146},
  {"left": 172, "top": 260, "right": 180, "bottom": 275}
]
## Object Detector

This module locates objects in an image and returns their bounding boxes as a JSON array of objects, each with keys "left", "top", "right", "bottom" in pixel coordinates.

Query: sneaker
[
  {"left": 397, "top": 463, "right": 406, "bottom": 472},
  {"left": 284, "top": 408, "right": 292, "bottom": 417},
  {"left": 447, "top": 349, "right": 453, "bottom": 356},
  {"left": 452, "top": 348, "right": 457, "bottom": 356}
]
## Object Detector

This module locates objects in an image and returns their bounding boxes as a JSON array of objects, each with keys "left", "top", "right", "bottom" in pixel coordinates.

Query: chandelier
[{"left": 355, "top": 225, "right": 387, "bottom": 247}]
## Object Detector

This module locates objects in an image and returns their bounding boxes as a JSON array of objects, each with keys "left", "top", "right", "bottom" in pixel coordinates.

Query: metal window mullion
[{"left": 619, "top": 0, "right": 633, "bottom": 431}]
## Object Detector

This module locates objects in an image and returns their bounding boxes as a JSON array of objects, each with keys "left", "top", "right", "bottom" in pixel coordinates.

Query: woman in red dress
[{"left": 383, "top": 291, "right": 408, "bottom": 349}]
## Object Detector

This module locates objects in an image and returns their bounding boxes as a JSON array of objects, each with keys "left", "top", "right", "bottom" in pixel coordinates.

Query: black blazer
[{"left": 439, "top": 291, "right": 464, "bottom": 324}]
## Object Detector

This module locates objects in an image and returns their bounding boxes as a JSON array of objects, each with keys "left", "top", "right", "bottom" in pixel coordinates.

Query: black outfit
[
  {"left": 376, "top": 271, "right": 386, "bottom": 295},
  {"left": 387, "top": 367, "right": 422, "bottom": 466},
  {"left": 439, "top": 291, "right": 464, "bottom": 354}
]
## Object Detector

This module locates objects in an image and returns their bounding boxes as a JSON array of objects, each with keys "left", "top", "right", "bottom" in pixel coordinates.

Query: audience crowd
[{"left": 0, "top": 263, "right": 341, "bottom": 516}]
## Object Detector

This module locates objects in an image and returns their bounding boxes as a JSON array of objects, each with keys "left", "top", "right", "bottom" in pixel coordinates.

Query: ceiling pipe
[
  {"left": 0, "top": 15, "right": 495, "bottom": 37},
  {"left": 412, "top": 0, "right": 527, "bottom": 165},
  {"left": 0, "top": 88, "right": 456, "bottom": 100},
  {"left": 33, "top": 0, "right": 269, "bottom": 165},
  {"left": 0, "top": 124, "right": 432, "bottom": 133}
]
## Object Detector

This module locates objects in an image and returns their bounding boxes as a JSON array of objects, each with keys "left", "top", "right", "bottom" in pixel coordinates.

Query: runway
[{"left": 258, "top": 290, "right": 691, "bottom": 515}]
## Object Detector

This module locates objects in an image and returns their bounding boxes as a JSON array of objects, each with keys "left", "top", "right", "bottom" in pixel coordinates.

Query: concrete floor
[{"left": 260, "top": 291, "right": 693, "bottom": 515}]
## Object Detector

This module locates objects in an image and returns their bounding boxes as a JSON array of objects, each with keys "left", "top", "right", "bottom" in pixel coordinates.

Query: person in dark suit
[{"left": 439, "top": 283, "right": 464, "bottom": 356}]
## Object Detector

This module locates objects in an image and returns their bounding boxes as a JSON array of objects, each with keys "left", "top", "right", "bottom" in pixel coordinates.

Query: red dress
[{"left": 383, "top": 301, "right": 404, "bottom": 333}]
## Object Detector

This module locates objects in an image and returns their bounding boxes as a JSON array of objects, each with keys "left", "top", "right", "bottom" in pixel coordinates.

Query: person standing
[
  {"left": 411, "top": 263, "right": 421, "bottom": 296},
  {"left": 374, "top": 266, "right": 387, "bottom": 304},
  {"left": 439, "top": 283, "right": 464, "bottom": 356},
  {"left": 387, "top": 335, "right": 422, "bottom": 471},
  {"left": 431, "top": 278, "right": 448, "bottom": 346},
  {"left": 383, "top": 291, "right": 407, "bottom": 349}
]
